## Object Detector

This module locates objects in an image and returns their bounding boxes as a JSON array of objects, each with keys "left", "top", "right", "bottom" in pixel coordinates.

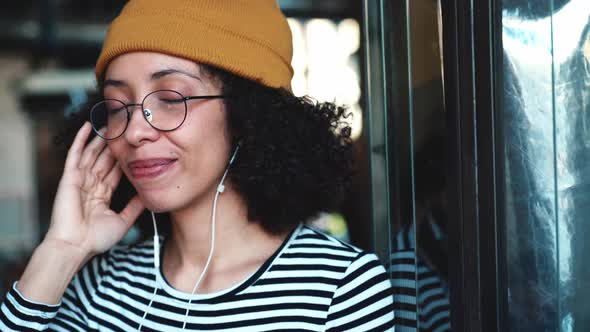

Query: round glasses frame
[{"left": 90, "top": 89, "right": 225, "bottom": 140}]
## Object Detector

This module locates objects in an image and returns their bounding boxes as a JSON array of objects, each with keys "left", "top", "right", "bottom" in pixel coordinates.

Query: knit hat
[{"left": 95, "top": 0, "right": 294, "bottom": 90}]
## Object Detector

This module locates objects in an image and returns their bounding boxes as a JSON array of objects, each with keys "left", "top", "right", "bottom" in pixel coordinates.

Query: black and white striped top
[{"left": 0, "top": 225, "right": 394, "bottom": 331}]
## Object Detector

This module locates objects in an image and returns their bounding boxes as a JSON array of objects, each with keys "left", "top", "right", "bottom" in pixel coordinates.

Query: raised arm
[{"left": 1, "top": 122, "right": 143, "bottom": 329}]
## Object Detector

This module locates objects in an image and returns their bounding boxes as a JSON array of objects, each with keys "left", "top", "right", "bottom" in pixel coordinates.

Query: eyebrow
[
  {"left": 102, "top": 68, "right": 203, "bottom": 89},
  {"left": 151, "top": 68, "right": 203, "bottom": 82}
]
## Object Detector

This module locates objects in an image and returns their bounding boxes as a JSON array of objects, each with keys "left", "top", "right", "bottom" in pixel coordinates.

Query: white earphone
[{"left": 138, "top": 144, "right": 240, "bottom": 331}]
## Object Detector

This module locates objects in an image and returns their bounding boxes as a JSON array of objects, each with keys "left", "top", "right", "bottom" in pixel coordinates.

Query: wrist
[
  {"left": 38, "top": 237, "right": 92, "bottom": 268},
  {"left": 40, "top": 236, "right": 93, "bottom": 265},
  {"left": 16, "top": 239, "right": 93, "bottom": 304}
]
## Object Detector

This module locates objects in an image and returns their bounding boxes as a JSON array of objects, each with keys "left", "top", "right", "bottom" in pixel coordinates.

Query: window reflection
[{"left": 385, "top": 0, "right": 451, "bottom": 330}]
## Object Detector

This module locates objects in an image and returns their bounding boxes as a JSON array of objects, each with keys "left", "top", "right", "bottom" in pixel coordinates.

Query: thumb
[{"left": 119, "top": 195, "right": 145, "bottom": 230}]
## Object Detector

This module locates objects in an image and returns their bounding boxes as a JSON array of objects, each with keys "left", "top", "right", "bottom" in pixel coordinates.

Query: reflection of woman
[
  {"left": 0, "top": 1, "right": 394, "bottom": 330},
  {"left": 391, "top": 134, "right": 451, "bottom": 332}
]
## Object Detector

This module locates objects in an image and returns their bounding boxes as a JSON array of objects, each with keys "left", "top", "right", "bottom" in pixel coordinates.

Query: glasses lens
[
  {"left": 143, "top": 90, "right": 187, "bottom": 131},
  {"left": 90, "top": 99, "right": 128, "bottom": 139}
]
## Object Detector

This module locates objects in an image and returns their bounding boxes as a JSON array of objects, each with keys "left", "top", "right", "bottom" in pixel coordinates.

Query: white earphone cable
[
  {"left": 138, "top": 212, "right": 161, "bottom": 331},
  {"left": 181, "top": 166, "right": 229, "bottom": 329},
  {"left": 138, "top": 145, "right": 239, "bottom": 331}
]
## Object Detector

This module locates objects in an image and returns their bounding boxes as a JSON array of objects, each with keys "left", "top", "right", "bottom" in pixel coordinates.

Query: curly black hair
[
  {"left": 209, "top": 65, "right": 354, "bottom": 234},
  {"left": 60, "top": 65, "right": 354, "bottom": 236}
]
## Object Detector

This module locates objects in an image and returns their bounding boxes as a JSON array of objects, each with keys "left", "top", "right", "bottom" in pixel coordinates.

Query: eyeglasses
[{"left": 90, "top": 89, "right": 224, "bottom": 140}]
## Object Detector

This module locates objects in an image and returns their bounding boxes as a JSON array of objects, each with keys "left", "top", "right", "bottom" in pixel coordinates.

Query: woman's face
[{"left": 103, "top": 52, "right": 230, "bottom": 212}]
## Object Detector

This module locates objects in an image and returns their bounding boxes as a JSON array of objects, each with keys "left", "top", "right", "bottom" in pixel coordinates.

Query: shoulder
[
  {"left": 288, "top": 227, "right": 394, "bottom": 330},
  {"left": 285, "top": 225, "right": 388, "bottom": 278},
  {"left": 283, "top": 225, "right": 362, "bottom": 265},
  {"left": 290, "top": 225, "right": 361, "bottom": 254}
]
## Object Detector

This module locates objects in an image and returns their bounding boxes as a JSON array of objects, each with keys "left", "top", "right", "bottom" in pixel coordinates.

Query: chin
[
  {"left": 138, "top": 192, "right": 182, "bottom": 213},
  {"left": 134, "top": 180, "right": 213, "bottom": 214}
]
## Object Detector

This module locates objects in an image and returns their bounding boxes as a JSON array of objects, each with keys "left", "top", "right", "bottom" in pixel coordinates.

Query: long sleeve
[
  {"left": 0, "top": 282, "right": 61, "bottom": 331},
  {"left": 0, "top": 253, "right": 105, "bottom": 331},
  {"left": 325, "top": 252, "right": 395, "bottom": 331}
]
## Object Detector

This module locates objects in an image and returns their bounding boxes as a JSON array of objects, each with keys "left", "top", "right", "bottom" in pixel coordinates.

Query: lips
[{"left": 128, "top": 158, "right": 176, "bottom": 179}]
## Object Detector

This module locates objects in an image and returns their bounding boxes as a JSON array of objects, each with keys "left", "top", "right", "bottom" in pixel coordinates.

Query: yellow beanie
[{"left": 95, "top": 0, "right": 294, "bottom": 90}]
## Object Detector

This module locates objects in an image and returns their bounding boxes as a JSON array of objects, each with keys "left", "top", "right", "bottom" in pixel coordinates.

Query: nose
[{"left": 123, "top": 104, "right": 160, "bottom": 146}]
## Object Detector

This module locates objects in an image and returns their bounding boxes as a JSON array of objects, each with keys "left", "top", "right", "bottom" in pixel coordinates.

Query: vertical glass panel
[
  {"left": 407, "top": 0, "right": 451, "bottom": 331},
  {"left": 381, "top": 0, "right": 451, "bottom": 330},
  {"left": 502, "top": 0, "right": 590, "bottom": 330},
  {"left": 363, "top": 0, "right": 393, "bottom": 265},
  {"left": 551, "top": 2, "right": 590, "bottom": 330}
]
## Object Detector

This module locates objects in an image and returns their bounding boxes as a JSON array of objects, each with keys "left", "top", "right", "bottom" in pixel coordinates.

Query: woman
[{"left": 0, "top": 0, "right": 394, "bottom": 331}]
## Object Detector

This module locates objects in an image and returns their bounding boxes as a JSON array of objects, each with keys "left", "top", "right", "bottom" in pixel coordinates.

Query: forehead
[{"left": 104, "top": 52, "right": 203, "bottom": 81}]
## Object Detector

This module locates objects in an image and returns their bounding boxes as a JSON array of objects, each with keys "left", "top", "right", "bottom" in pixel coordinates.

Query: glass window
[{"left": 502, "top": 0, "right": 590, "bottom": 329}]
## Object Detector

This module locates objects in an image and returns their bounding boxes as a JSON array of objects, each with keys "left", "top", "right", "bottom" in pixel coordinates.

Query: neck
[
  {"left": 166, "top": 185, "right": 247, "bottom": 265},
  {"left": 159, "top": 185, "right": 290, "bottom": 294}
]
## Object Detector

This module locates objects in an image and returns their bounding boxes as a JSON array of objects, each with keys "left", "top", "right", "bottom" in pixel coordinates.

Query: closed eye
[
  {"left": 107, "top": 105, "right": 127, "bottom": 115},
  {"left": 160, "top": 98, "right": 185, "bottom": 104}
]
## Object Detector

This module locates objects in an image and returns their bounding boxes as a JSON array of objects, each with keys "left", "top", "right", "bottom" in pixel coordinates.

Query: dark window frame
[{"left": 441, "top": 0, "right": 508, "bottom": 330}]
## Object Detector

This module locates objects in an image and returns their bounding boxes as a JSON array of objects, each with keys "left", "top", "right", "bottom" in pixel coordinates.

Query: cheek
[
  {"left": 180, "top": 106, "right": 228, "bottom": 144},
  {"left": 170, "top": 111, "right": 231, "bottom": 176},
  {"left": 106, "top": 141, "right": 127, "bottom": 164}
]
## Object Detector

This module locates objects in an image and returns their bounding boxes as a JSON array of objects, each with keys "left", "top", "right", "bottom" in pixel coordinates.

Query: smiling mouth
[{"left": 128, "top": 159, "right": 177, "bottom": 179}]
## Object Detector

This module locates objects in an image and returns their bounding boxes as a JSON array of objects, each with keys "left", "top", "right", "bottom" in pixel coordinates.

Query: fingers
[
  {"left": 64, "top": 122, "right": 92, "bottom": 171},
  {"left": 82, "top": 160, "right": 121, "bottom": 203},
  {"left": 64, "top": 123, "right": 113, "bottom": 181},
  {"left": 103, "top": 161, "right": 123, "bottom": 191},
  {"left": 91, "top": 146, "right": 117, "bottom": 182},
  {"left": 119, "top": 196, "right": 145, "bottom": 227},
  {"left": 78, "top": 129, "right": 108, "bottom": 171}
]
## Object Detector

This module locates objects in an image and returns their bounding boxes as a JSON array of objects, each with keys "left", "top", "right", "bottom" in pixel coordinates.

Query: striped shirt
[{"left": 0, "top": 225, "right": 394, "bottom": 331}]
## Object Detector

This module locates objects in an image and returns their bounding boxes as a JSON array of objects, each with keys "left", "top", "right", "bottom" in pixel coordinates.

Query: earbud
[
  {"left": 217, "top": 144, "right": 240, "bottom": 193},
  {"left": 151, "top": 212, "right": 160, "bottom": 268},
  {"left": 228, "top": 143, "right": 240, "bottom": 165}
]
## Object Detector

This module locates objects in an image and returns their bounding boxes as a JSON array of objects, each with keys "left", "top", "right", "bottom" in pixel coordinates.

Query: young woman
[{"left": 0, "top": 1, "right": 394, "bottom": 331}]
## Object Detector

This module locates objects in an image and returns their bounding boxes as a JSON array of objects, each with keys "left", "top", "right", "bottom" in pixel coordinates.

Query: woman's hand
[
  {"left": 17, "top": 122, "right": 144, "bottom": 304},
  {"left": 44, "top": 122, "right": 145, "bottom": 258}
]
